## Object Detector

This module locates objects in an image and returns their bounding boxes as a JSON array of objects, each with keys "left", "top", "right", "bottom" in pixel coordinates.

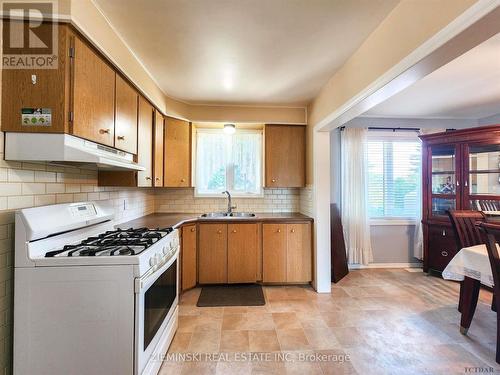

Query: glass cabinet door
[
  {"left": 467, "top": 143, "right": 500, "bottom": 212},
  {"left": 430, "top": 145, "right": 458, "bottom": 217}
]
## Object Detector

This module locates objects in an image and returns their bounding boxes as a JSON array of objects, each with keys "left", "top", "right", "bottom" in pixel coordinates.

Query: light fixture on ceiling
[{"left": 223, "top": 123, "right": 236, "bottom": 134}]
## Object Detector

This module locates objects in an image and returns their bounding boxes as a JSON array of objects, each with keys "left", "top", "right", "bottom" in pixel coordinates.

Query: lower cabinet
[
  {"left": 198, "top": 223, "right": 227, "bottom": 284},
  {"left": 287, "top": 223, "right": 312, "bottom": 282},
  {"left": 228, "top": 224, "right": 258, "bottom": 283},
  {"left": 198, "top": 223, "right": 258, "bottom": 284},
  {"left": 263, "top": 222, "right": 312, "bottom": 283},
  {"left": 262, "top": 224, "right": 287, "bottom": 282},
  {"left": 426, "top": 223, "right": 457, "bottom": 272},
  {"left": 181, "top": 224, "right": 197, "bottom": 291},
  {"left": 193, "top": 221, "right": 312, "bottom": 285}
]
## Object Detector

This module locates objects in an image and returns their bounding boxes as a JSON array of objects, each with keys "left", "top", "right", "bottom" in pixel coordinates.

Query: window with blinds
[
  {"left": 195, "top": 129, "right": 263, "bottom": 196},
  {"left": 366, "top": 136, "right": 421, "bottom": 219}
]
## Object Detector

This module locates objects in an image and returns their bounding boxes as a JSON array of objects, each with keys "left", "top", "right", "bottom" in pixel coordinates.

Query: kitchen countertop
[{"left": 117, "top": 212, "right": 313, "bottom": 230}]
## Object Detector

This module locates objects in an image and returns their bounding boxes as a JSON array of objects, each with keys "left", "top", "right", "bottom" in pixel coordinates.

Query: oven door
[{"left": 135, "top": 250, "right": 179, "bottom": 374}]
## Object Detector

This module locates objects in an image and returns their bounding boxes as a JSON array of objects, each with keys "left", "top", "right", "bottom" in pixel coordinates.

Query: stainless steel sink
[
  {"left": 200, "top": 212, "right": 256, "bottom": 218},
  {"left": 229, "top": 212, "right": 256, "bottom": 217},
  {"left": 200, "top": 212, "right": 228, "bottom": 218}
]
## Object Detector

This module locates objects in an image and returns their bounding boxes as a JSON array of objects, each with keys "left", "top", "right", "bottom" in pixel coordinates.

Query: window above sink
[{"left": 194, "top": 126, "right": 263, "bottom": 197}]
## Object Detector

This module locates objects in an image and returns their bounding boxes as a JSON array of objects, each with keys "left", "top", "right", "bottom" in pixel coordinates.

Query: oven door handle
[{"left": 134, "top": 248, "right": 179, "bottom": 294}]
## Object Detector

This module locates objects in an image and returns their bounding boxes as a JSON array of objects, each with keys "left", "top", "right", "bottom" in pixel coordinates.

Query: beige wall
[
  {"left": 304, "top": 0, "right": 479, "bottom": 184},
  {"left": 307, "top": 0, "right": 477, "bottom": 128}
]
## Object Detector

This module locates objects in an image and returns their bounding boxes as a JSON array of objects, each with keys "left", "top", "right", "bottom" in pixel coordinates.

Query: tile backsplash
[
  {"left": 155, "top": 187, "right": 300, "bottom": 213},
  {"left": 299, "top": 185, "right": 313, "bottom": 216}
]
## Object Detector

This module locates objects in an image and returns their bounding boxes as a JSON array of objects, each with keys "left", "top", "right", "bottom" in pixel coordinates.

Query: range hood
[{"left": 5, "top": 133, "right": 145, "bottom": 171}]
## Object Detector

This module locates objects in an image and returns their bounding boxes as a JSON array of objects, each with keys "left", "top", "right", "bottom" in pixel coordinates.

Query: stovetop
[{"left": 45, "top": 227, "right": 174, "bottom": 257}]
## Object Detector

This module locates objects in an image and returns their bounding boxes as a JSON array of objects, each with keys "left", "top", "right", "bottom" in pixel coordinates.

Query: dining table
[{"left": 442, "top": 243, "right": 495, "bottom": 334}]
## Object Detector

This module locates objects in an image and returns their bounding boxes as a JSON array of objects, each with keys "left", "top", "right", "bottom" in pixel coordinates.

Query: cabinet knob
[
  {"left": 442, "top": 230, "right": 446, "bottom": 236},
  {"left": 232, "top": 229, "right": 237, "bottom": 233},
  {"left": 277, "top": 229, "right": 281, "bottom": 233},
  {"left": 181, "top": 178, "right": 186, "bottom": 182},
  {"left": 217, "top": 230, "right": 222, "bottom": 234},
  {"left": 117, "top": 135, "right": 125, "bottom": 140},
  {"left": 441, "top": 251, "right": 448, "bottom": 257},
  {"left": 271, "top": 179, "right": 277, "bottom": 183},
  {"left": 190, "top": 227, "right": 196, "bottom": 232},
  {"left": 291, "top": 229, "right": 295, "bottom": 233},
  {"left": 145, "top": 177, "right": 152, "bottom": 180},
  {"left": 99, "top": 128, "right": 110, "bottom": 134}
]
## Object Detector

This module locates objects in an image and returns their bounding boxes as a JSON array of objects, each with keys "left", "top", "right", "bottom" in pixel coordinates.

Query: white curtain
[
  {"left": 413, "top": 135, "right": 424, "bottom": 260},
  {"left": 341, "top": 128, "right": 373, "bottom": 265}
]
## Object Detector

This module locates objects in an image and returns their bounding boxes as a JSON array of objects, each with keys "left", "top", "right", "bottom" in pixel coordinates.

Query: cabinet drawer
[{"left": 427, "top": 225, "right": 457, "bottom": 272}]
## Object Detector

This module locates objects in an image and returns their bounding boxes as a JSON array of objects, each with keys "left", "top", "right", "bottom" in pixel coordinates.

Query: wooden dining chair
[
  {"left": 477, "top": 222, "right": 500, "bottom": 364},
  {"left": 447, "top": 210, "right": 487, "bottom": 312},
  {"left": 447, "top": 210, "right": 486, "bottom": 250}
]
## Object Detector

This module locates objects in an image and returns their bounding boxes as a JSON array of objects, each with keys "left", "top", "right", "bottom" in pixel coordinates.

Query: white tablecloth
[{"left": 442, "top": 244, "right": 495, "bottom": 287}]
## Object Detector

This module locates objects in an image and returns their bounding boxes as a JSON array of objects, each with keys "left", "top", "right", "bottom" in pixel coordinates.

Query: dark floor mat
[{"left": 197, "top": 284, "right": 265, "bottom": 307}]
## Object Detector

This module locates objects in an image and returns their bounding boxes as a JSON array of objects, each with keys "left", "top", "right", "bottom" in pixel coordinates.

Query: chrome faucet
[{"left": 222, "top": 190, "right": 236, "bottom": 214}]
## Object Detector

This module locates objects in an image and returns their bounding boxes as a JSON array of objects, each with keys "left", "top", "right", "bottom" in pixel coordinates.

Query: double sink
[{"left": 200, "top": 212, "right": 256, "bottom": 218}]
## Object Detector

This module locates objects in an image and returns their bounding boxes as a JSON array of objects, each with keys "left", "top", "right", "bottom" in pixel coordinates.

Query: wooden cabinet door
[
  {"left": 137, "top": 97, "right": 153, "bottom": 187},
  {"left": 427, "top": 224, "right": 457, "bottom": 272},
  {"left": 182, "top": 224, "right": 197, "bottom": 291},
  {"left": 1, "top": 22, "right": 70, "bottom": 133},
  {"left": 286, "top": 223, "right": 312, "bottom": 283},
  {"left": 164, "top": 117, "right": 191, "bottom": 187},
  {"left": 262, "top": 224, "right": 287, "bottom": 282},
  {"left": 153, "top": 110, "right": 164, "bottom": 187},
  {"left": 227, "top": 223, "right": 258, "bottom": 283},
  {"left": 198, "top": 224, "right": 227, "bottom": 284},
  {"left": 114, "top": 75, "right": 138, "bottom": 154},
  {"left": 265, "top": 125, "right": 305, "bottom": 187},
  {"left": 72, "top": 35, "right": 115, "bottom": 146}
]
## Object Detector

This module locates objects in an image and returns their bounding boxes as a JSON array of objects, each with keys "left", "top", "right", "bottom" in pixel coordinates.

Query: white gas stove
[{"left": 14, "top": 202, "right": 179, "bottom": 375}]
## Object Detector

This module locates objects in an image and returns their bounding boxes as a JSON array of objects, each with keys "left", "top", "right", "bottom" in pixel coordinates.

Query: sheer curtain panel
[{"left": 341, "top": 128, "right": 373, "bottom": 265}]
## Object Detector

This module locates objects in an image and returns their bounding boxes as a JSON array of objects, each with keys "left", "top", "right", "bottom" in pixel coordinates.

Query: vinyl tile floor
[{"left": 159, "top": 269, "right": 500, "bottom": 374}]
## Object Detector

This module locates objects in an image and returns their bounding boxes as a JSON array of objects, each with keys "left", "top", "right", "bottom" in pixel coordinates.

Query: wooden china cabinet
[{"left": 420, "top": 124, "right": 500, "bottom": 273}]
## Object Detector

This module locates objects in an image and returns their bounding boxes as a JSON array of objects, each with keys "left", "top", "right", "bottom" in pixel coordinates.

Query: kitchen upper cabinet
[
  {"left": 265, "top": 125, "right": 305, "bottom": 187},
  {"left": 182, "top": 224, "right": 197, "bottom": 291},
  {"left": 227, "top": 224, "right": 258, "bottom": 283},
  {"left": 198, "top": 224, "right": 227, "bottom": 284},
  {"left": 164, "top": 117, "right": 191, "bottom": 187},
  {"left": 286, "top": 223, "right": 312, "bottom": 283},
  {"left": 153, "top": 111, "right": 164, "bottom": 187},
  {"left": 262, "top": 224, "right": 287, "bottom": 282},
  {"left": 114, "top": 75, "right": 138, "bottom": 154},
  {"left": 262, "top": 222, "right": 311, "bottom": 283},
  {"left": 72, "top": 35, "right": 116, "bottom": 147},
  {"left": 137, "top": 97, "right": 154, "bottom": 187}
]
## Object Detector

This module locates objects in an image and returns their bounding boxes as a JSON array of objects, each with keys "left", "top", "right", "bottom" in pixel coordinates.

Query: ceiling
[
  {"left": 364, "top": 32, "right": 500, "bottom": 120},
  {"left": 93, "top": 0, "right": 398, "bottom": 106}
]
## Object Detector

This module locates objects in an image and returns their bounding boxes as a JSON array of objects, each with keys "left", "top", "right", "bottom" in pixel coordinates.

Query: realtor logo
[{"left": 2, "top": 2, "right": 58, "bottom": 69}]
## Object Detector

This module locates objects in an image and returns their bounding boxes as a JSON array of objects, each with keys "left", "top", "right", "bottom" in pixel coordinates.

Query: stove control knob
[
  {"left": 163, "top": 246, "right": 168, "bottom": 255},
  {"left": 149, "top": 257, "right": 156, "bottom": 267}
]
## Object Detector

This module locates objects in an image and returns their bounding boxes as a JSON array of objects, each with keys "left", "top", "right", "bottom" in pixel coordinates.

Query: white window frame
[
  {"left": 366, "top": 131, "right": 421, "bottom": 225},
  {"left": 193, "top": 127, "right": 264, "bottom": 198}
]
